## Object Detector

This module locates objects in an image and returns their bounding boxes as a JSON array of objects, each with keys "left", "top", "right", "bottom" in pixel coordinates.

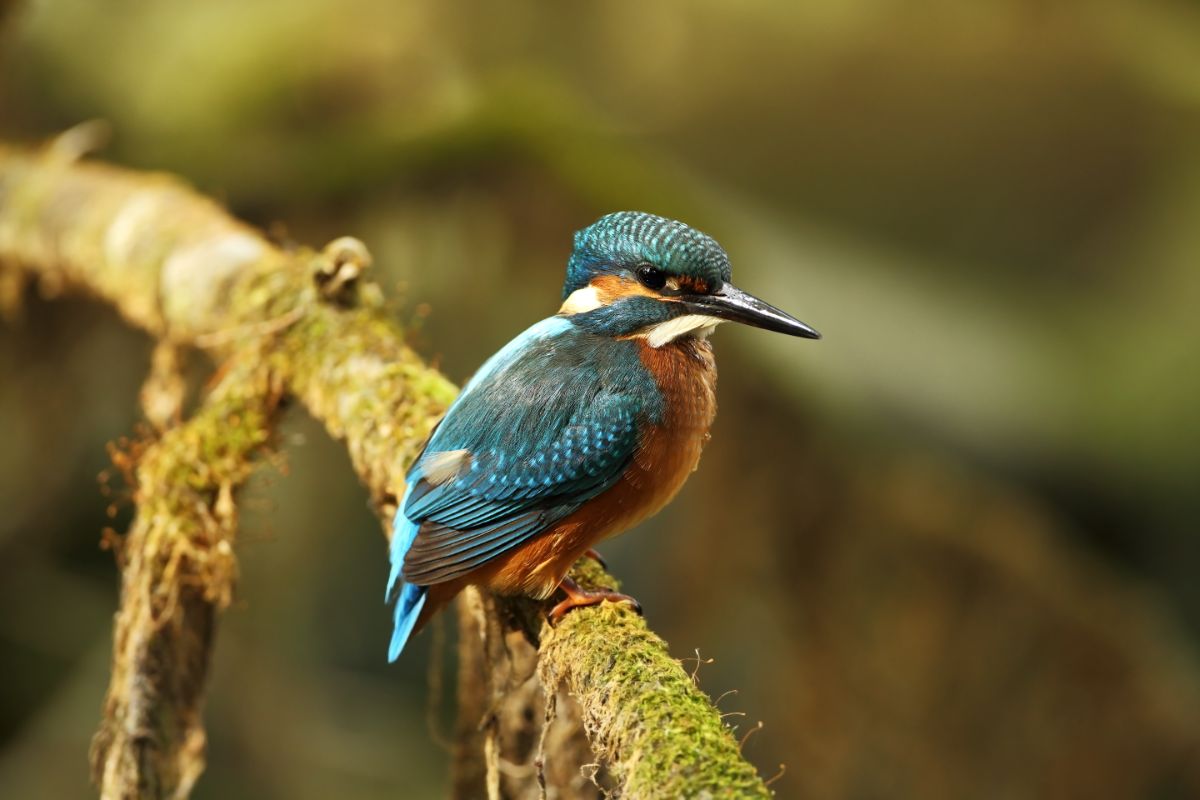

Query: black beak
[{"left": 681, "top": 282, "right": 821, "bottom": 339}]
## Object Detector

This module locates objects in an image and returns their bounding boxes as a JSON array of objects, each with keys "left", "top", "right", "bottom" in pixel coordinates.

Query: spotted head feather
[{"left": 563, "top": 211, "right": 732, "bottom": 299}]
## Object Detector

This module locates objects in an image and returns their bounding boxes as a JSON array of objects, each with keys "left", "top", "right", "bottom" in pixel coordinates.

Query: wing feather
[
  {"left": 393, "top": 322, "right": 652, "bottom": 587},
  {"left": 400, "top": 396, "right": 641, "bottom": 585}
]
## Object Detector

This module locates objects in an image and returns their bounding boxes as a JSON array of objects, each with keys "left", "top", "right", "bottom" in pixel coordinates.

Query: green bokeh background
[{"left": 2, "top": 1, "right": 1199, "bottom": 798}]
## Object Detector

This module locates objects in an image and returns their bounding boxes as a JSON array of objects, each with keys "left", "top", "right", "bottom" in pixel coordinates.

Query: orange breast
[{"left": 477, "top": 337, "right": 718, "bottom": 599}]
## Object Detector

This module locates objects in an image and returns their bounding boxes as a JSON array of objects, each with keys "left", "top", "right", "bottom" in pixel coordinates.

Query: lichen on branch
[{"left": 91, "top": 358, "right": 280, "bottom": 799}]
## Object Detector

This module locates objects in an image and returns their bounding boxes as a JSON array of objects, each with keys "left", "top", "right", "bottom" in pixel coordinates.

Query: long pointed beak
[{"left": 681, "top": 282, "right": 821, "bottom": 339}]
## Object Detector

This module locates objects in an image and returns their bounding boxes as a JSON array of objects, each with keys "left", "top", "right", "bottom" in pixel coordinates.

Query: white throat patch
[{"left": 642, "top": 314, "right": 723, "bottom": 348}]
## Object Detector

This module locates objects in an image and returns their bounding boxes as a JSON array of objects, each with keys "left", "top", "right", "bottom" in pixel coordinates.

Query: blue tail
[
  {"left": 386, "top": 499, "right": 426, "bottom": 662},
  {"left": 388, "top": 583, "right": 427, "bottom": 662}
]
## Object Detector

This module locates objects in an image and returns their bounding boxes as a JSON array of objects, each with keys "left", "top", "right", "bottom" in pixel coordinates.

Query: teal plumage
[
  {"left": 564, "top": 212, "right": 732, "bottom": 297},
  {"left": 386, "top": 320, "right": 660, "bottom": 659},
  {"left": 386, "top": 212, "right": 819, "bottom": 660}
]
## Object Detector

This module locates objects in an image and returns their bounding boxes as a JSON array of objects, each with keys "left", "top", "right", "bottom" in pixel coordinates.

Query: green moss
[{"left": 537, "top": 563, "right": 772, "bottom": 799}]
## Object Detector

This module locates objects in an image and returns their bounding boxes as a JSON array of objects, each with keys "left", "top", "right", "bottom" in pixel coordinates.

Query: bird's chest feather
[{"left": 607, "top": 337, "right": 717, "bottom": 531}]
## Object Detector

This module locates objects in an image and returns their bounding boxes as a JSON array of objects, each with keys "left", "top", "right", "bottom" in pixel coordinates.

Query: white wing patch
[{"left": 421, "top": 449, "right": 471, "bottom": 484}]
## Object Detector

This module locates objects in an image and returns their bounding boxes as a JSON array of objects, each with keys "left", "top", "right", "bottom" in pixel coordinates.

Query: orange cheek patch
[
  {"left": 675, "top": 275, "right": 710, "bottom": 294},
  {"left": 592, "top": 273, "right": 709, "bottom": 300},
  {"left": 590, "top": 274, "right": 662, "bottom": 302}
]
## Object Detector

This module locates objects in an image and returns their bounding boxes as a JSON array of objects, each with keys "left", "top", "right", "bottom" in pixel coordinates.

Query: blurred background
[{"left": 2, "top": 0, "right": 1199, "bottom": 797}]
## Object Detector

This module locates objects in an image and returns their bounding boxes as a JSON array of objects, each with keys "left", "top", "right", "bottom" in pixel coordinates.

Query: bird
[{"left": 385, "top": 211, "right": 819, "bottom": 661}]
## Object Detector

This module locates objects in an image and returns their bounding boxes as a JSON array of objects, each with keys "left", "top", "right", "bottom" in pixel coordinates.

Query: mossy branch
[
  {"left": 90, "top": 356, "right": 279, "bottom": 799},
  {"left": 0, "top": 134, "right": 770, "bottom": 799}
]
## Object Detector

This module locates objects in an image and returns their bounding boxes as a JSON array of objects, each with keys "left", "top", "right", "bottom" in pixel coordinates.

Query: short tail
[
  {"left": 388, "top": 583, "right": 427, "bottom": 662},
  {"left": 386, "top": 506, "right": 426, "bottom": 662}
]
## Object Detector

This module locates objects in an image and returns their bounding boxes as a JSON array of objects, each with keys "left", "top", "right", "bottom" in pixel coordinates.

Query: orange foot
[
  {"left": 548, "top": 576, "right": 642, "bottom": 625},
  {"left": 583, "top": 548, "right": 607, "bottom": 569}
]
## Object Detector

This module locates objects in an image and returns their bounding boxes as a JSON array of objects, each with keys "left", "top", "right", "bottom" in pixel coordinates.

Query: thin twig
[{"left": 739, "top": 721, "right": 764, "bottom": 751}]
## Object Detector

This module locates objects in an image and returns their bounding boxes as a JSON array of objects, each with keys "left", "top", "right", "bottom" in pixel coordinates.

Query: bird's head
[{"left": 559, "top": 211, "right": 820, "bottom": 346}]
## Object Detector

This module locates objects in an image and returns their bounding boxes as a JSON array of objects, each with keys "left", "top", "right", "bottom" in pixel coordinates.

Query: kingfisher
[{"left": 385, "top": 211, "right": 819, "bottom": 660}]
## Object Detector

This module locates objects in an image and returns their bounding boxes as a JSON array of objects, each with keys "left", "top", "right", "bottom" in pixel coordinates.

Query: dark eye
[{"left": 635, "top": 264, "right": 667, "bottom": 290}]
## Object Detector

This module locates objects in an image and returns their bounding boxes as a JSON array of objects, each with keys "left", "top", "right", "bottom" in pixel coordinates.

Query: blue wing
[
  {"left": 386, "top": 317, "right": 656, "bottom": 660},
  {"left": 402, "top": 391, "right": 640, "bottom": 583}
]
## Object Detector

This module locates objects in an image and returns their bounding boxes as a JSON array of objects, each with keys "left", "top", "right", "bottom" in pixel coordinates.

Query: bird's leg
[
  {"left": 583, "top": 548, "right": 607, "bottom": 569},
  {"left": 548, "top": 576, "right": 642, "bottom": 625}
]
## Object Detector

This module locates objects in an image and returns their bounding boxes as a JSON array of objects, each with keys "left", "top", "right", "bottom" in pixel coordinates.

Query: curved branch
[{"left": 0, "top": 138, "right": 770, "bottom": 798}]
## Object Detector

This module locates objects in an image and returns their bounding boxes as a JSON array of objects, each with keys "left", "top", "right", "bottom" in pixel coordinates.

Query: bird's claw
[
  {"left": 548, "top": 576, "right": 642, "bottom": 625},
  {"left": 583, "top": 547, "right": 608, "bottom": 569}
]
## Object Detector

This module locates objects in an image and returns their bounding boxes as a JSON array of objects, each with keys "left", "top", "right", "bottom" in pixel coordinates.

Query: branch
[
  {"left": 90, "top": 355, "right": 280, "bottom": 797},
  {"left": 534, "top": 562, "right": 770, "bottom": 798},
  {"left": 0, "top": 135, "right": 770, "bottom": 798}
]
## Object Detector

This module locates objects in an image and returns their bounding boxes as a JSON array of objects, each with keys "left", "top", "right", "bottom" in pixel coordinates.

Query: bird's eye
[{"left": 635, "top": 265, "right": 667, "bottom": 290}]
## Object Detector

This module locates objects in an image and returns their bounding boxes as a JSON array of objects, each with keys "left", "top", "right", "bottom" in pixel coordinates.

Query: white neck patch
[
  {"left": 642, "top": 314, "right": 723, "bottom": 348},
  {"left": 559, "top": 285, "right": 602, "bottom": 314}
]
